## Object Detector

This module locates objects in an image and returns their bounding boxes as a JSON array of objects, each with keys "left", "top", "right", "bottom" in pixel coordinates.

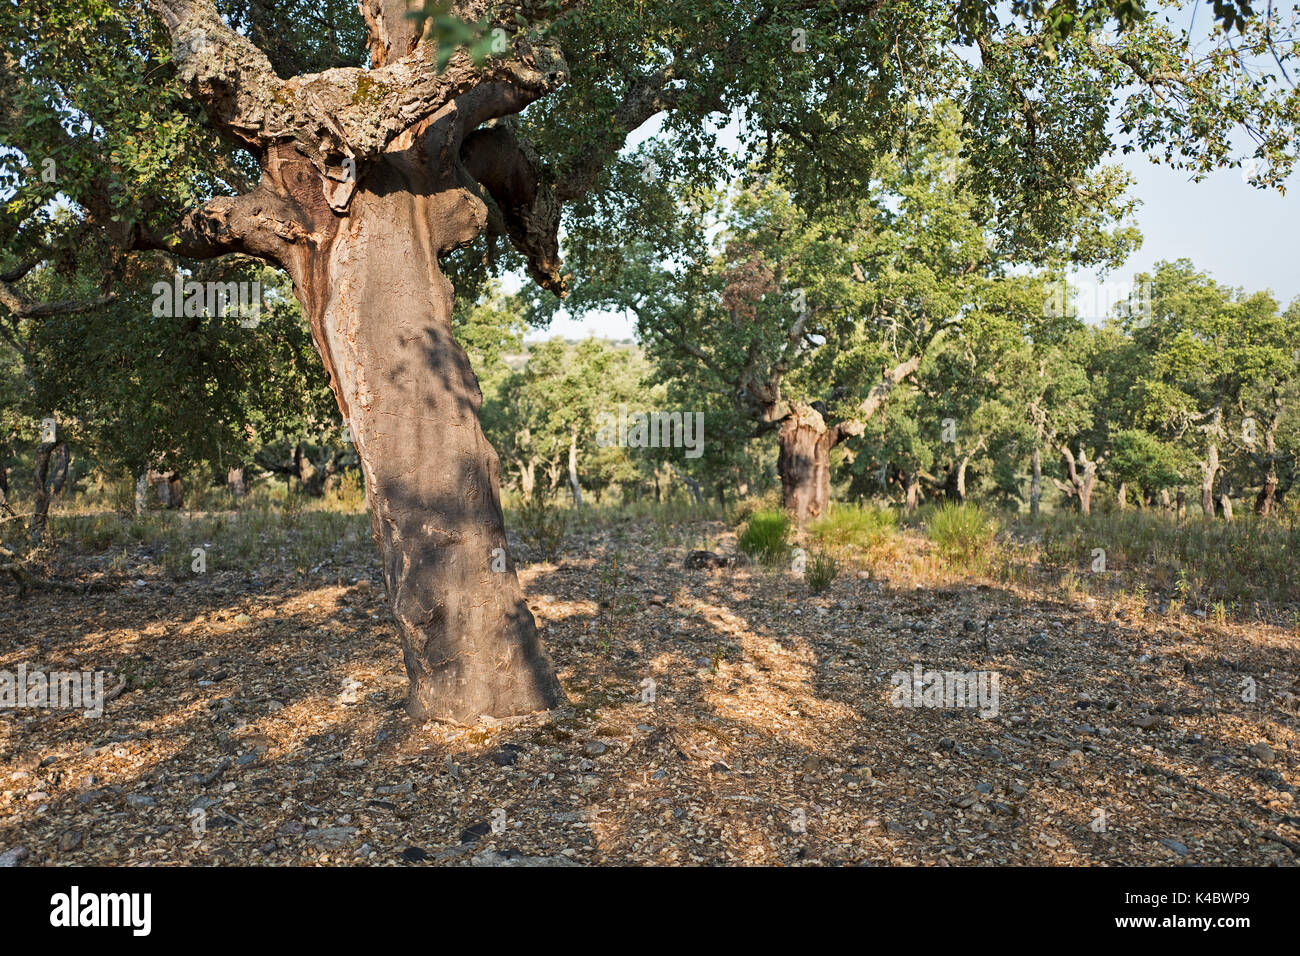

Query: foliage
[
  {"left": 804, "top": 549, "right": 840, "bottom": 594},
  {"left": 737, "top": 509, "right": 791, "bottom": 564},
  {"left": 927, "top": 502, "right": 997, "bottom": 561}
]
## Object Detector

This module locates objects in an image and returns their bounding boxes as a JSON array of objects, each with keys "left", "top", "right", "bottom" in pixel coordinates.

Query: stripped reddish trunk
[
  {"left": 132, "top": 0, "right": 577, "bottom": 721},
  {"left": 284, "top": 142, "right": 563, "bottom": 723},
  {"left": 777, "top": 411, "right": 835, "bottom": 524}
]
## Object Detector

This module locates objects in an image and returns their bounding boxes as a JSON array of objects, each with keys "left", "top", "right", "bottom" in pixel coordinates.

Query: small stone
[
  {"left": 583, "top": 741, "right": 606, "bottom": 756},
  {"left": 470, "top": 849, "right": 581, "bottom": 867},
  {"left": 304, "top": 827, "right": 358, "bottom": 847},
  {"left": 375, "top": 783, "right": 414, "bottom": 795},
  {"left": 0, "top": 846, "right": 29, "bottom": 867},
  {"left": 59, "top": 831, "right": 83, "bottom": 853},
  {"left": 234, "top": 613, "right": 252, "bottom": 625},
  {"left": 1248, "top": 742, "right": 1276, "bottom": 763},
  {"left": 125, "top": 794, "right": 156, "bottom": 808},
  {"left": 459, "top": 822, "right": 492, "bottom": 844},
  {"left": 1159, "top": 838, "right": 1190, "bottom": 856},
  {"left": 401, "top": 846, "right": 430, "bottom": 862}
]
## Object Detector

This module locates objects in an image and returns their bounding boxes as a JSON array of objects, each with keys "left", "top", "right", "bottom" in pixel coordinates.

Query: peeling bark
[
  {"left": 285, "top": 126, "right": 563, "bottom": 722},
  {"left": 134, "top": 0, "right": 572, "bottom": 721},
  {"left": 777, "top": 402, "right": 836, "bottom": 524}
]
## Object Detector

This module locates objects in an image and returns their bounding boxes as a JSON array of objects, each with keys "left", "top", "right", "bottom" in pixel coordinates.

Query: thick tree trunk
[
  {"left": 28, "top": 441, "right": 55, "bottom": 542},
  {"left": 1256, "top": 476, "right": 1278, "bottom": 515},
  {"left": 294, "top": 444, "right": 316, "bottom": 490},
  {"left": 1218, "top": 474, "right": 1233, "bottom": 522},
  {"left": 49, "top": 442, "right": 70, "bottom": 495},
  {"left": 289, "top": 150, "right": 563, "bottom": 723},
  {"left": 227, "top": 466, "right": 247, "bottom": 499},
  {"left": 1116, "top": 482, "right": 1127, "bottom": 511},
  {"left": 1176, "top": 488, "right": 1186, "bottom": 521},
  {"left": 1078, "top": 475, "right": 1094, "bottom": 516},
  {"left": 777, "top": 403, "right": 835, "bottom": 524},
  {"left": 904, "top": 471, "right": 920, "bottom": 512},
  {"left": 1056, "top": 443, "right": 1098, "bottom": 516},
  {"left": 518, "top": 458, "right": 536, "bottom": 500},
  {"left": 1200, "top": 442, "right": 1219, "bottom": 517},
  {"left": 134, "top": 473, "right": 149, "bottom": 517},
  {"left": 1253, "top": 417, "right": 1280, "bottom": 516},
  {"left": 956, "top": 455, "right": 971, "bottom": 503}
]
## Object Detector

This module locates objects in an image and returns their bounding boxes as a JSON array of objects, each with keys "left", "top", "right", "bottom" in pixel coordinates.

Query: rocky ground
[{"left": 1, "top": 517, "right": 1297, "bottom": 866}]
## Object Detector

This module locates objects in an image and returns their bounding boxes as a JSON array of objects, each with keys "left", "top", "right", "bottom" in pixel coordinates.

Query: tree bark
[
  {"left": 0, "top": 446, "right": 11, "bottom": 516},
  {"left": 956, "top": 456, "right": 971, "bottom": 503},
  {"left": 134, "top": 473, "right": 149, "bottom": 517},
  {"left": 134, "top": 0, "right": 572, "bottom": 721},
  {"left": 904, "top": 471, "right": 920, "bottom": 512},
  {"left": 776, "top": 402, "right": 836, "bottom": 524},
  {"left": 49, "top": 442, "right": 70, "bottom": 495},
  {"left": 1218, "top": 473, "right": 1233, "bottom": 522},
  {"left": 28, "top": 441, "right": 55, "bottom": 542},
  {"left": 1030, "top": 446, "right": 1042, "bottom": 517},
  {"left": 1176, "top": 488, "right": 1186, "bottom": 521},
  {"left": 288, "top": 148, "right": 563, "bottom": 723},
  {"left": 1056, "top": 443, "right": 1099, "bottom": 517},
  {"left": 1200, "top": 441, "right": 1219, "bottom": 517},
  {"left": 566, "top": 426, "right": 583, "bottom": 508},
  {"left": 1250, "top": 404, "right": 1280, "bottom": 516},
  {"left": 518, "top": 456, "right": 536, "bottom": 500},
  {"left": 1116, "top": 481, "right": 1127, "bottom": 511},
  {"left": 227, "top": 466, "right": 247, "bottom": 499}
]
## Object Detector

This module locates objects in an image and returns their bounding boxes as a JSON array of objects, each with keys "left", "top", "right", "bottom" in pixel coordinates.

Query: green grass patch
[{"left": 738, "top": 510, "right": 791, "bottom": 564}]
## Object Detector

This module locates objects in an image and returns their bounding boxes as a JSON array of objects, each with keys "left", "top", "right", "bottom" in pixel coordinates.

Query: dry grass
[{"left": 0, "top": 500, "right": 1296, "bottom": 866}]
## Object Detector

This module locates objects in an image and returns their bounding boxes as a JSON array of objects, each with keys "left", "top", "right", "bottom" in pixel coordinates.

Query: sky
[{"left": 1071, "top": 152, "right": 1298, "bottom": 312}]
